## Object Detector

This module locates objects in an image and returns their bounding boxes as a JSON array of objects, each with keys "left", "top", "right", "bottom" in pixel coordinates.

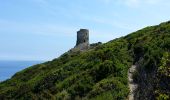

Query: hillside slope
[{"left": 0, "top": 21, "right": 170, "bottom": 100}]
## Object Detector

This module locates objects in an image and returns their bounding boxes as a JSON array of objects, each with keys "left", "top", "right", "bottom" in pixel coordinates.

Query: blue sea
[{"left": 0, "top": 61, "right": 43, "bottom": 82}]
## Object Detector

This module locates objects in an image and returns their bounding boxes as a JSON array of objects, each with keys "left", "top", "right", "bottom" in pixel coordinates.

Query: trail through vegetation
[
  {"left": 128, "top": 65, "right": 138, "bottom": 100},
  {"left": 0, "top": 21, "right": 170, "bottom": 100}
]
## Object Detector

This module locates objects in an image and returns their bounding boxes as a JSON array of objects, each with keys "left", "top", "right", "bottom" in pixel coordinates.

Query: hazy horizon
[
  {"left": 0, "top": 0, "right": 170, "bottom": 61},
  {"left": 0, "top": 60, "right": 43, "bottom": 82}
]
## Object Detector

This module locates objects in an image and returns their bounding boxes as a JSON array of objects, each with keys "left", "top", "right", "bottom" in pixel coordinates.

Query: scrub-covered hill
[{"left": 0, "top": 21, "right": 170, "bottom": 100}]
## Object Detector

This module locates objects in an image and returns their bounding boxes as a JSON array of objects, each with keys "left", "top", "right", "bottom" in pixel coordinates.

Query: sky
[{"left": 0, "top": 0, "right": 170, "bottom": 61}]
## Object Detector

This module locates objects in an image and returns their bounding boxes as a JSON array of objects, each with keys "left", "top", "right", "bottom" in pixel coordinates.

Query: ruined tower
[{"left": 75, "top": 29, "right": 89, "bottom": 50}]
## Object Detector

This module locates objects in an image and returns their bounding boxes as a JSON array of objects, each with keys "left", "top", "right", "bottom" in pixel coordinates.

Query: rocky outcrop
[{"left": 90, "top": 42, "right": 102, "bottom": 49}]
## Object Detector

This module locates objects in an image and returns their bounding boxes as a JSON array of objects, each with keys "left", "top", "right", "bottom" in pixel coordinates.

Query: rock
[{"left": 90, "top": 42, "right": 102, "bottom": 48}]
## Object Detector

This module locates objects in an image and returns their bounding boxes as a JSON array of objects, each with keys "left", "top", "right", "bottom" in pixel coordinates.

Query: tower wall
[
  {"left": 75, "top": 29, "right": 89, "bottom": 50},
  {"left": 76, "top": 29, "right": 89, "bottom": 46}
]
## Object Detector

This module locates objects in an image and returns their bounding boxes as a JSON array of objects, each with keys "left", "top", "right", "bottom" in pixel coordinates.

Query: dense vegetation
[{"left": 0, "top": 21, "right": 170, "bottom": 100}]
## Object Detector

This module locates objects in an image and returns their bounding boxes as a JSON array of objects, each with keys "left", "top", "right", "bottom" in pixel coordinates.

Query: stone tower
[{"left": 75, "top": 29, "right": 89, "bottom": 50}]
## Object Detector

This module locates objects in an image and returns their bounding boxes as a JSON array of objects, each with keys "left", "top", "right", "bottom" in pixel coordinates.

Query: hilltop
[{"left": 0, "top": 21, "right": 170, "bottom": 100}]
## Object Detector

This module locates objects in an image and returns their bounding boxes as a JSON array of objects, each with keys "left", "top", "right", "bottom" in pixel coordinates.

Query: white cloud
[
  {"left": 0, "top": 53, "right": 44, "bottom": 61},
  {"left": 0, "top": 19, "right": 78, "bottom": 37},
  {"left": 115, "top": 0, "right": 167, "bottom": 7},
  {"left": 94, "top": 0, "right": 169, "bottom": 8},
  {"left": 90, "top": 30, "right": 118, "bottom": 43},
  {"left": 32, "top": 0, "right": 76, "bottom": 18},
  {"left": 100, "top": 0, "right": 112, "bottom": 4},
  {"left": 124, "top": 0, "right": 140, "bottom": 7},
  {"left": 0, "top": 18, "right": 120, "bottom": 44}
]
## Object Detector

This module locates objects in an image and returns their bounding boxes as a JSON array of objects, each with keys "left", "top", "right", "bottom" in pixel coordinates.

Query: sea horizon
[{"left": 0, "top": 60, "right": 45, "bottom": 82}]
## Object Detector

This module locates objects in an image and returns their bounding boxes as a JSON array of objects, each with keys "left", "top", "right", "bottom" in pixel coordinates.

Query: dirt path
[{"left": 128, "top": 65, "right": 138, "bottom": 100}]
